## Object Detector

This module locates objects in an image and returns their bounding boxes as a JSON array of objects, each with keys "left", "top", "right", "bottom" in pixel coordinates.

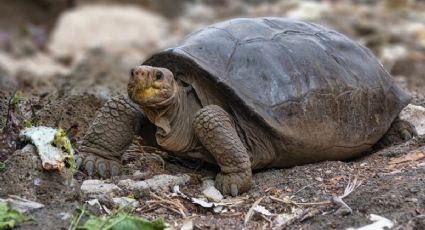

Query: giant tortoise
[{"left": 76, "top": 17, "right": 414, "bottom": 196}]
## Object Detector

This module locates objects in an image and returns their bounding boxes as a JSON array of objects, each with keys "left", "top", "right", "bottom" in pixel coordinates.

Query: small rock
[
  {"left": 85, "top": 199, "right": 102, "bottom": 215},
  {"left": 315, "top": 177, "right": 323, "bottom": 182},
  {"left": 181, "top": 218, "right": 194, "bottom": 230},
  {"left": 274, "top": 213, "right": 294, "bottom": 227},
  {"left": 0, "top": 196, "right": 44, "bottom": 213},
  {"left": 201, "top": 179, "right": 215, "bottom": 190},
  {"left": 132, "top": 170, "right": 150, "bottom": 180},
  {"left": 334, "top": 206, "right": 351, "bottom": 216},
  {"left": 80, "top": 180, "right": 121, "bottom": 199},
  {"left": 118, "top": 174, "right": 190, "bottom": 197},
  {"left": 286, "top": 1, "right": 331, "bottom": 20},
  {"left": 201, "top": 180, "right": 223, "bottom": 202},
  {"left": 112, "top": 197, "right": 140, "bottom": 211},
  {"left": 399, "top": 104, "right": 425, "bottom": 136},
  {"left": 406, "top": 198, "right": 418, "bottom": 203}
]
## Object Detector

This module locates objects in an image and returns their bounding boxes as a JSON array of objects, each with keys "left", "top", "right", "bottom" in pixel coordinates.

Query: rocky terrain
[{"left": 1, "top": 0, "right": 425, "bottom": 229}]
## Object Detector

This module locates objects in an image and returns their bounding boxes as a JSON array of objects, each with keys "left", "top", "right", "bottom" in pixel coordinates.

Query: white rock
[
  {"left": 253, "top": 205, "right": 273, "bottom": 216},
  {"left": 381, "top": 45, "right": 407, "bottom": 63},
  {"left": 191, "top": 198, "right": 214, "bottom": 208},
  {"left": 80, "top": 180, "right": 121, "bottom": 199},
  {"left": 49, "top": 5, "right": 170, "bottom": 62},
  {"left": 202, "top": 180, "right": 223, "bottom": 202},
  {"left": 399, "top": 104, "right": 425, "bottom": 135},
  {"left": 181, "top": 218, "right": 194, "bottom": 230},
  {"left": 85, "top": 199, "right": 102, "bottom": 211},
  {"left": 0, "top": 196, "right": 44, "bottom": 213},
  {"left": 346, "top": 214, "right": 394, "bottom": 230},
  {"left": 118, "top": 174, "right": 190, "bottom": 195},
  {"left": 274, "top": 213, "right": 293, "bottom": 226},
  {"left": 112, "top": 197, "right": 140, "bottom": 210},
  {"left": 286, "top": 1, "right": 331, "bottom": 20}
]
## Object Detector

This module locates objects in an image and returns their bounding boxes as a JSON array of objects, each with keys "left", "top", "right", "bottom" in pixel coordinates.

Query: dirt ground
[{"left": 1, "top": 0, "right": 425, "bottom": 229}]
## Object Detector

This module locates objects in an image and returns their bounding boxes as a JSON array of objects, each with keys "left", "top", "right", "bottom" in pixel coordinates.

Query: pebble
[
  {"left": 80, "top": 180, "right": 121, "bottom": 199},
  {"left": 118, "top": 174, "right": 190, "bottom": 197},
  {"left": 201, "top": 179, "right": 223, "bottom": 202},
  {"left": 112, "top": 197, "right": 140, "bottom": 210}
]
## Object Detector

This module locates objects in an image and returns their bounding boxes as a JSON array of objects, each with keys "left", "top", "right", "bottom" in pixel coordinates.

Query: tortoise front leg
[
  {"left": 76, "top": 95, "right": 144, "bottom": 178},
  {"left": 194, "top": 105, "right": 252, "bottom": 196}
]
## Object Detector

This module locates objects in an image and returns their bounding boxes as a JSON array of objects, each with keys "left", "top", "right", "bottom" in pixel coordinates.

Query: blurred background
[{"left": 0, "top": 0, "right": 424, "bottom": 96}]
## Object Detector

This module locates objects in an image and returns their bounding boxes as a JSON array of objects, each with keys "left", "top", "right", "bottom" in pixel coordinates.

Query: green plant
[
  {"left": 10, "top": 91, "right": 22, "bottom": 105},
  {"left": 69, "top": 206, "right": 165, "bottom": 230},
  {"left": 50, "top": 128, "right": 75, "bottom": 170},
  {"left": 0, "top": 202, "right": 30, "bottom": 229}
]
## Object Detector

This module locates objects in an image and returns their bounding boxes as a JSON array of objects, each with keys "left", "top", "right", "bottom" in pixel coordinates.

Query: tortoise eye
[{"left": 155, "top": 71, "right": 164, "bottom": 81}]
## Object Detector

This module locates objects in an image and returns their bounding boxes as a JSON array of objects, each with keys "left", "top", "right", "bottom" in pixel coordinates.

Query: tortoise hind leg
[
  {"left": 376, "top": 117, "right": 417, "bottom": 148},
  {"left": 193, "top": 105, "right": 252, "bottom": 196},
  {"left": 76, "top": 95, "right": 145, "bottom": 178}
]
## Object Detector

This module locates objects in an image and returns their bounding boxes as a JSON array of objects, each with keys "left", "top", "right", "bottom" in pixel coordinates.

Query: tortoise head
[{"left": 128, "top": 65, "right": 178, "bottom": 107}]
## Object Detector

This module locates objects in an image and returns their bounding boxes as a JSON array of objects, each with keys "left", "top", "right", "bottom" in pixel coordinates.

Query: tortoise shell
[{"left": 144, "top": 17, "right": 410, "bottom": 154}]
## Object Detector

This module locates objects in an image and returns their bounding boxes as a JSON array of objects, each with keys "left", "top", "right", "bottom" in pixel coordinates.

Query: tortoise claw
[
  {"left": 377, "top": 119, "right": 417, "bottom": 148},
  {"left": 230, "top": 184, "right": 238, "bottom": 197},
  {"left": 97, "top": 161, "right": 107, "bottom": 178},
  {"left": 85, "top": 160, "right": 94, "bottom": 176},
  {"left": 75, "top": 157, "right": 83, "bottom": 169},
  {"left": 215, "top": 171, "right": 251, "bottom": 197},
  {"left": 401, "top": 129, "right": 413, "bottom": 141},
  {"left": 77, "top": 152, "right": 122, "bottom": 178},
  {"left": 110, "top": 164, "right": 121, "bottom": 177}
]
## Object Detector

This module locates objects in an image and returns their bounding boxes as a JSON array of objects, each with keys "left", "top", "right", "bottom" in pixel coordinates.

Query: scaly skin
[
  {"left": 76, "top": 95, "right": 144, "bottom": 178},
  {"left": 193, "top": 105, "right": 252, "bottom": 196},
  {"left": 376, "top": 117, "right": 417, "bottom": 148}
]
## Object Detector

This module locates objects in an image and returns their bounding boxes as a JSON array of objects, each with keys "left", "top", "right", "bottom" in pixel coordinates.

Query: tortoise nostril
[{"left": 130, "top": 68, "right": 136, "bottom": 81}]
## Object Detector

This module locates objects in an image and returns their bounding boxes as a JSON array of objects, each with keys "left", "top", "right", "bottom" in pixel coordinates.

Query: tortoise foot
[
  {"left": 215, "top": 170, "right": 252, "bottom": 197},
  {"left": 76, "top": 151, "right": 122, "bottom": 178},
  {"left": 377, "top": 118, "right": 417, "bottom": 148}
]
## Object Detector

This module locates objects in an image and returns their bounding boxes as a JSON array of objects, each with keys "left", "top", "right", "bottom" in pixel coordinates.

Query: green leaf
[
  {"left": 0, "top": 202, "right": 29, "bottom": 229},
  {"left": 23, "top": 120, "right": 32, "bottom": 128},
  {"left": 74, "top": 209, "right": 165, "bottom": 230},
  {"left": 10, "top": 91, "right": 22, "bottom": 105},
  {"left": 108, "top": 214, "right": 165, "bottom": 230}
]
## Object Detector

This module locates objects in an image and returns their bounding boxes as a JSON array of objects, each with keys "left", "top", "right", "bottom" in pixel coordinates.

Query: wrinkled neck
[{"left": 142, "top": 88, "right": 199, "bottom": 152}]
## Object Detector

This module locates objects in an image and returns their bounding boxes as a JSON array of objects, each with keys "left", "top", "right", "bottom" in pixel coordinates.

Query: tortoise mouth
[{"left": 128, "top": 77, "right": 177, "bottom": 108}]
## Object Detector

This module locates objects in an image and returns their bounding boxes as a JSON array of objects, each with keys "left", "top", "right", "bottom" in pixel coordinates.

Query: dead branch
[{"left": 244, "top": 197, "right": 264, "bottom": 225}]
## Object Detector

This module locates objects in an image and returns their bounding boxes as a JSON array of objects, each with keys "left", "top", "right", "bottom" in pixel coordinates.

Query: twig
[
  {"left": 339, "top": 176, "right": 362, "bottom": 199},
  {"left": 149, "top": 192, "right": 187, "bottom": 217},
  {"left": 158, "top": 203, "right": 184, "bottom": 216},
  {"left": 244, "top": 197, "right": 264, "bottom": 225},
  {"left": 269, "top": 195, "right": 331, "bottom": 207},
  {"left": 270, "top": 176, "right": 362, "bottom": 215},
  {"left": 331, "top": 176, "right": 362, "bottom": 214},
  {"left": 280, "top": 208, "right": 311, "bottom": 228}
]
